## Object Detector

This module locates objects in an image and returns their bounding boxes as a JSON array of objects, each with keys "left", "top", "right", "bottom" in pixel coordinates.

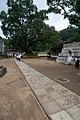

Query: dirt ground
[
  {"left": 22, "top": 58, "right": 80, "bottom": 96},
  {"left": 0, "top": 58, "right": 49, "bottom": 120}
]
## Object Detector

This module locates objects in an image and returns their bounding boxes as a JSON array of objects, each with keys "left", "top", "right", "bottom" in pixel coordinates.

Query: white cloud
[
  {"left": 0, "top": 30, "right": 5, "bottom": 38},
  {"left": 44, "top": 13, "right": 69, "bottom": 31},
  {"left": 33, "top": 0, "right": 48, "bottom": 11},
  {"left": 0, "top": 21, "right": 5, "bottom": 38},
  {"left": 0, "top": 0, "right": 7, "bottom": 12},
  {"left": 33, "top": 0, "right": 69, "bottom": 31}
]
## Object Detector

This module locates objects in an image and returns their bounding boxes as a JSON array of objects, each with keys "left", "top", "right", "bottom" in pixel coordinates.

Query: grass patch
[
  {"left": 0, "top": 55, "right": 9, "bottom": 59},
  {"left": 22, "top": 53, "right": 40, "bottom": 59}
]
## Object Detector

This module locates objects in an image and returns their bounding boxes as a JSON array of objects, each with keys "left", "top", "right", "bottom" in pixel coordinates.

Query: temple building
[{"left": 56, "top": 42, "right": 80, "bottom": 64}]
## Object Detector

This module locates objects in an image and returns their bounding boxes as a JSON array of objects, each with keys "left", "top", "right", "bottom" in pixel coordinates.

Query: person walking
[
  {"left": 16, "top": 53, "right": 21, "bottom": 61},
  {"left": 75, "top": 57, "right": 79, "bottom": 69},
  {"left": 18, "top": 53, "right": 21, "bottom": 61}
]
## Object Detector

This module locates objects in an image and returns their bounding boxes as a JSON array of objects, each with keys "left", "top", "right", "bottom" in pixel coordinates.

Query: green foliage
[
  {"left": 68, "top": 34, "right": 80, "bottom": 42},
  {"left": 47, "top": 0, "right": 80, "bottom": 28},
  {"left": 0, "top": 0, "right": 60, "bottom": 53},
  {"left": 75, "top": 0, "right": 80, "bottom": 13},
  {"left": 0, "top": 55, "right": 8, "bottom": 59},
  {"left": 59, "top": 26, "right": 80, "bottom": 42}
]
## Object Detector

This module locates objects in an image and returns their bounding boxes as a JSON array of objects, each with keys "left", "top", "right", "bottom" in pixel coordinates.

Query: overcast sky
[
  {"left": 33, "top": 0, "right": 69, "bottom": 30},
  {"left": 0, "top": 0, "right": 69, "bottom": 37}
]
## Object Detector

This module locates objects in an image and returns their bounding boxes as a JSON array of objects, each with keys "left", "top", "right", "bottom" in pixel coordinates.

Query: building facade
[{"left": 56, "top": 42, "right": 80, "bottom": 64}]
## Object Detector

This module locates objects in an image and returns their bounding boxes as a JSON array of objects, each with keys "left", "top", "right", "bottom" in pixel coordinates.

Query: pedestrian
[
  {"left": 16, "top": 53, "right": 21, "bottom": 61},
  {"left": 75, "top": 57, "right": 79, "bottom": 69},
  {"left": 18, "top": 54, "right": 21, "bottom": 61}
]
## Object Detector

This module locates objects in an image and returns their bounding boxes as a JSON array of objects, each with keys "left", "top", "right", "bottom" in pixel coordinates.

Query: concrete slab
[
  {"left": 51, "top": 110, "right": 73, "bottom": 120},
  {"left": 42, "top": 100, "right": 63, "bottom": 114},
  {"left": 56, "top": 94, "right": 80, "bottom": 109},
  {"left": 52, "top": 84, "right": 74, "bottom": 96},
  {"left": 66, "top": 103, "right": 80, "bottom": 120}
]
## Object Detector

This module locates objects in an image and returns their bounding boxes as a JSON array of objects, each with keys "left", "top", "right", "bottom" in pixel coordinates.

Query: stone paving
[{"left": 15, "top": 60, "right": 80, "bottom": 120}]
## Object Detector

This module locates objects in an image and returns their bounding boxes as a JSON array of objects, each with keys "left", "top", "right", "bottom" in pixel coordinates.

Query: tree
[
  {"left": 47, "top": 0, "right": 80, "bottom": 28},
  {"left": 59, "top": 26, "right": 80, "bottom": 42},
  {"left": 22, "top": 18, "right": 60, "bottom": 52},
  {"left": 68, "top": 35, "right": 80, "bottom": 42},
  {"left": 0, "top": 0, "right": 60, "bottom": 53},
  {"left": 0, "top": 0, "right": 46, "bottom": 53}
]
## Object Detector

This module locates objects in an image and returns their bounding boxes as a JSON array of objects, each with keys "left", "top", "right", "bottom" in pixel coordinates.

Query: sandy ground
[
  {"left": 0, "top": 58, "right": 48, "bottom": 120},
  {"left": 22, "top": 58, "right": 80, "bottom": 96}
]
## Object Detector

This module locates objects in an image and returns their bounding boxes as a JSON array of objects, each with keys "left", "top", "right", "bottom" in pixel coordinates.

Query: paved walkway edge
[{"left": 15, "top": 60, "right": 80, "bottom": 120}]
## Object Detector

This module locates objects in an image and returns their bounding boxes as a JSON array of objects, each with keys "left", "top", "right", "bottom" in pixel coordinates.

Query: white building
[{"left": 56, "top": 42, "right": 80, "bottom": 64}]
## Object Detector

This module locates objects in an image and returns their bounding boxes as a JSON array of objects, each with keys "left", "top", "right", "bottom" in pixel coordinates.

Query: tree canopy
[
  {"left": 47, "top": 0, "right": 80, "bottom": 28},
  {"left": 59, "top": 26, "right": 80, "bottom": 42},
  {"left": 0, "top": 0, "right": 60, "bottom": 53}
]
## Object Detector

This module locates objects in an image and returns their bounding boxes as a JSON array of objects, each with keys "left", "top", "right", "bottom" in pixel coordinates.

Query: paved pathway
[
  {"left": 15, "top": 60, "right": 80, "bottom": 120},
  {"left": 0, "top": 59, "right": 49, "bottom": 120}
]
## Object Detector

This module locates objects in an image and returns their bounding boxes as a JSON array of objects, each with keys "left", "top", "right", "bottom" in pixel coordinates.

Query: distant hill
[{"left": 59, "top": 26, "right": 80, "bottom": 42}]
